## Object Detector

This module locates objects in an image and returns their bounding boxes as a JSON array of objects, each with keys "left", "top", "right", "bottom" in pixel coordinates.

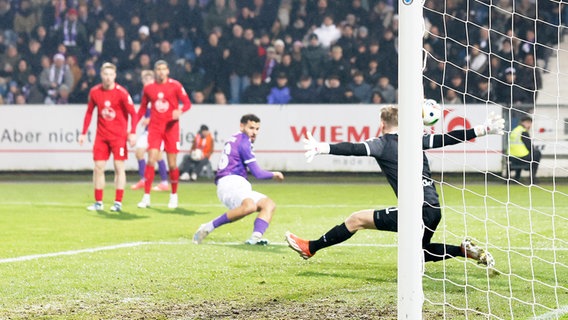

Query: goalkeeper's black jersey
[{"left": 328, "top": 128, "right": 478, "bottom": 207}]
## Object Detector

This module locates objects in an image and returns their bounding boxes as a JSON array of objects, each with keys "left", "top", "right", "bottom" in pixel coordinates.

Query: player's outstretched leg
[
  {"left": 245, "top": 218, "right": 270, "bottom": 245},
  {"left": 193, "top": 223, "right": 213, "bottom": 244},
  {"left": 461, "top": 237, "right": 495, "bottom": 268},
  {"left": 285, "top": 231, "right": 313, "bottom": 259}
]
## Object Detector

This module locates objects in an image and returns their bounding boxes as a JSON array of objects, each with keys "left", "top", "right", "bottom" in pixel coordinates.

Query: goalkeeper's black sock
[
  {"left": 310, "top": 223, "right": 354, "bottom": 254},
  {"left": 423, "top": 243, "right": 463, "bottom": 262}
]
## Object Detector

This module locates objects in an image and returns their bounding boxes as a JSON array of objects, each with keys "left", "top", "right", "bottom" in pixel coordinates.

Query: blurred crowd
[{"left": 0, "top": 0, "right": 565, "bottom": 106}]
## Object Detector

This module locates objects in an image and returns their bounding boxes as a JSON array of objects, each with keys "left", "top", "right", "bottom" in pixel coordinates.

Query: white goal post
[{"left": 397, "top": 0, "right": 568, "bottom": 318}]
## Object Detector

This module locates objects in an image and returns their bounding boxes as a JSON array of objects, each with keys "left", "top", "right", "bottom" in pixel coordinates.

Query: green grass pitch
[{"left": 0, "top": 175, "right": 566, "bottom": 319}]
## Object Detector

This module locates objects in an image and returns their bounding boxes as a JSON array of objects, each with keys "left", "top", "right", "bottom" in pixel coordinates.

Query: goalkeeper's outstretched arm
[{"left": 424, "top": 112, "right": 505, "bottom": 150}]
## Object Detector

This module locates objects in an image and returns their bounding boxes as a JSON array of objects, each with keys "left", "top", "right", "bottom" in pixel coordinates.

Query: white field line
[
  {"left": 1, "top": 240, "right": 565, "bottom": 264},
  {"left": 0, "top": 241, "right": 394, "bottom": 264}
]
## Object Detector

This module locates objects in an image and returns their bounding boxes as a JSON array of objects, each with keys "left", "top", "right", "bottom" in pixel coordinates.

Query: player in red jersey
[
  {"left": 79, "top": 62, "right": 137, "bottom": 212},
  {"left": 136, "top": 60, "right": 192, "bottom": 209}
]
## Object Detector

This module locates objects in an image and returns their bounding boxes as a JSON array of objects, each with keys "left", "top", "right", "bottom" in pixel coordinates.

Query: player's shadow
[
  {"left": 151, "top": 207, "right": 206, "bottom": 216},
  {"left": 95, "top": 210, "right": 148, "bottom": 220},
  {"left": 213, "top": 242, "right": 289, "bottom": 254}
]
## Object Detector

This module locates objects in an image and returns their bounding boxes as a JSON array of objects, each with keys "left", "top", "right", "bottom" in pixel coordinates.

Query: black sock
[
  {"left": 424, "top": 243, "right": 463, "bottom": 262},
  {"left": 309, "top": 223, "right": 354, "bottom": 254}
]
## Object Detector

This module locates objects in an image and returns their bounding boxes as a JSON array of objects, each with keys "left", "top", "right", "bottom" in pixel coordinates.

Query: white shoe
[
  {"left": 193, "top": 223, "right": 211, "bottom": 244},
  {"left": 87, "top": 202, "right": 103, "bottom": 211},
  {"left": 167, "top": 193, "right": 178, "bottom": 209},
  {"left": 109, "top": 201, "right": 122, "bottom": 212},
  {"left": 190, "top": 172, "right": 197, "bottom": 181},
  {"left": 137, "top": 194, "right": 151, "bottom": 208},
  {"left": 462, "top": 237, "right": 495, "bottom": 268},
  {"left": 245, "top": 236, "right": 269, "bottom": 246},
  {"left": 180, "top": 172, "right": 190, "bottom": 181}
]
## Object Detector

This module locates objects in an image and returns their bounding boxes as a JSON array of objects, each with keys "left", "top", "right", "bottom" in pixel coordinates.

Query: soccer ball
[
  {"left": 190, "top": 149, "right": 204, "bottom": 161},
  {"left": 422, "top": 99, "right": 442, "bottom": 126}
]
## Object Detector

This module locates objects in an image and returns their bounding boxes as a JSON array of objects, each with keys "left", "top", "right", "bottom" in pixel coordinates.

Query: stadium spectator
[
  {"left": 191, "top": 90, "right": 205, "bottom": 104},
  {"left": 193, "top": 113, "right": 284, "bottom": 245},
  {"left": 56, "top": 8, "right": 88, "bottom": 60},
  {"left": 374, "top": 75, "right": 396, "bottom": 104},
  {"left": 70, "top": 59, "right": 97, "bottom": 103},
  {"left": 227, "top": 25, "right": 259, "bottom": 104},
  {"left": 21, "top": 74, "right": 45, "bottom": 103},
  {"left": 342, "top": 87, "right": 360, "bottom": 104},
  {"left": 195, "top": 32, "right": 230, "bottom": 102},
  {"left": 0, "top": 44, "right": 20, "bottom": 79},
  {"left": 267, "top": 72, "right": 292, "bottom": 104},
  {"left": 319, "top": 74, "right": 345, "bottom": 103},
  {"left": 370, "top": 90, "right": 384, "bottom": 104},
  {"left": 285, "top": 106, "right": 502, "bottom": 268},
  {"left": 272, "top": 53, "right": 301, "bottom": 86},
  {"left": 22, "top": 38, "right": 44, "bottom": 75},
  {"left": 335, "top": 23, "right": 357, "bottom": 63},
  {"left": 241, "top": 72, "right": 269, "bottom": 104},
  {"left": 78, "top": 62, "right": 137, "bottom": 213},
  {"left": 324, "top": 45, "right": 351, "bottom": 85},
  {"left": 13, "top": 0, "right": 38, "bottom": 39},
  {"left": 178, "top": 59, "right": 204, "bottom": 97},
  {"left": 260, "top": 46, "right": 278, "bottom": 84},
  {"left": 363, "top": 58, "right": 382, "bottom": 86},
  {"left": 516, "top": 54, "right": 542, "bottom": 105},
  {"left": 291, "top": 74, "right": 318, "bottom": 104},
  {"left": 39, "top": 53, "right": 74, "bottom": 104},
  {"left": 347, "top": 71, "right": 372, "bottom": 103},
  {"left": 154, "top": 40, "right": 180, "bottom": 68},
  {"left": 180, "top": 124, "right": 215, "bottom": 181},
  {"left": 313, "top": 14, "right": 341, "bottom": 49},
  {"left": 102, "top": 25, "right": 129, "bottom": 67},
  {"left": 136, "top": 60, "right": 192, "bottom": 210},
  {"left": 55, "top": 84, "right": 70, "bottom": 104},
  {"left": 13, "top": 59, "right": 32, "bottom": 87},
  {"left": 301, "top": 33, "right": 326, "bottom": 83},
  {"left": 204, "top": 0, "right": 235, "bottom": 34},
  {"left": 0, "top": 0, "right": 15, "bottom": 34}
]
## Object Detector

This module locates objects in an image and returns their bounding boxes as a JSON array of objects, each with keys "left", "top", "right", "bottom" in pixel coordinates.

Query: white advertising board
[{"left": 0, "top": 103, "right": 507, "bottom": 172}]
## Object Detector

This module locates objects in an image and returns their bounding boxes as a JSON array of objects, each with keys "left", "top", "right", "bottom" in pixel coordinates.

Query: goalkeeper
[{"left": 286, "top": 105, "right": 504, "bottom": 268}]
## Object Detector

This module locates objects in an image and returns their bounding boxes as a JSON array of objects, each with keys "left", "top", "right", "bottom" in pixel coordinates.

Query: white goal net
[{"left": 419, "top": 0, "right": 568, "bottom": 318}]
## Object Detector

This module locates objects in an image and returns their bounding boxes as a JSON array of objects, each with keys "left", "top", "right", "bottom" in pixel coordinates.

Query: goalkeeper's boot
[
  {"left": 153, "top": 182, "right": 170, "bottom": 192},
  {"left": 109, "top": 201, "right": 122, "bottom": 212},
  {"left": 193, "top": 223, "right": 212, "bottom": 244},
  {"left": 244, "top": 236, "right": 269, "bottom": 246},
  {"left": 137, "top": 194, "right": 151, "bottom": 208},
  {"left": 167, "top": 193, "right": 178, "bottom": 209},
  {"left": 87, "top": 201, "right": 104, "bottom": 211},
  {"left": 462, "top": 237, "right": 495, "bottom": 268},
  {"left": 285, "top": 231, "right": 313, "bottom": 260},
  {"left": 131, "top": 179, "right": 145, "bottom": 190}
]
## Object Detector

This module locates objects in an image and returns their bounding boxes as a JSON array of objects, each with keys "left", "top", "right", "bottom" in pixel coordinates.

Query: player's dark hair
[
  {"left": 241, "top": 114, "right": 260, "bottom": 124},
  {"left": 154, "top": 60, "right": 168, "bottom": 69},
  {"left": 520, "top": 116, "right": 533, "bottom": 123},
  {"left": 380, "top": 106, "right": 398, "bottom": 127}
]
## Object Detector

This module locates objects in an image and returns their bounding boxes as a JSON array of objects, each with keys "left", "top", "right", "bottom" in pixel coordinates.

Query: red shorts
[
  {"left": 93, "top": 136, "right": 128, "bottom": 161},
  {"left": 147, "top": 121, "right": 180, "bottom": 153}
]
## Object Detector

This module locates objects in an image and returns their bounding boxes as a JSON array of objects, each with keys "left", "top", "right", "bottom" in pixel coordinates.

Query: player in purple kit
[{"left": 193, "top": 114, "right": 284, "bottom": 245}]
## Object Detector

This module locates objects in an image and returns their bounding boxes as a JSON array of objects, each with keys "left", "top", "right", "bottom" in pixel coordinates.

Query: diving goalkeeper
[{"left": 286, "top": 105, "right": 504, "bottom": 268}]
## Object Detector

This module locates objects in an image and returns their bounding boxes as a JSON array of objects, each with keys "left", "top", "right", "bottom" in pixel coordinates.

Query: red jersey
[
  {"left": 138, "top": 78, "right": 192, "bottom": 130},
  {"left": 82, "top": 83, "right": 137, "bottom": 140}
]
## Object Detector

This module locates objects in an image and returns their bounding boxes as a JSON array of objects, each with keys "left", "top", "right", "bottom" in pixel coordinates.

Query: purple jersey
[{"left": 215, "top": 131, "right": 273, "bottom": 183}]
